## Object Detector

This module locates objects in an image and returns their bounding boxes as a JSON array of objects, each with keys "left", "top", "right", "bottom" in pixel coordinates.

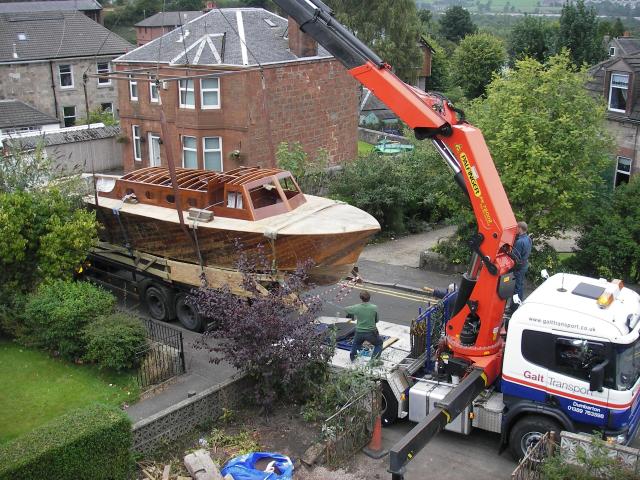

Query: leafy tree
[
  {"left": 508, "top": 15, "right": 557, "bottom": 63},
  {"left": 423, "top": 35, "right": 451, "bottom": 93},
  {"left": 452, "top": 33, "right": 506, "bottom": 98},
  {"left": 79, "top": 107, "right": 119, "bottom": 127},
  {"left": 418, "top": 8, "right": 432, "bottom": 29},
  {"left": 439, "top": 6, "right": 477, "bottom": 43},
  {"left": 469, "top": 53, "right": 612, "bottom": 241},
  {"left": 275, "top": 141, "right": 328, "bottom": 195},
  {"left": 328, "top": 0, "right": 423, "bottom": 81},
  {"left": 191, "top": 249, "right": 332, "bottom": 412},
  {"left": 612, "top": 17, "right": 625, "bottom": 37},
  {"left": 558, "top": 0, "right": 605, "bottom": 66},
  {"left": 568, "top": 178, "right": 640, "bottom": 283}
]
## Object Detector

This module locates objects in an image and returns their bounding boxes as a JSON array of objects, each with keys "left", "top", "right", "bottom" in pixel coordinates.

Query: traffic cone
[{"left": 363, "top": 414, "right": 388, "bottom": 459}]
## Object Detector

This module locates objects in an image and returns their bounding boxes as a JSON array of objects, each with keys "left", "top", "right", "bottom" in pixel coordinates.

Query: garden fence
[{"left": 136, "top": 319, "right": 186, "bottom": 390}]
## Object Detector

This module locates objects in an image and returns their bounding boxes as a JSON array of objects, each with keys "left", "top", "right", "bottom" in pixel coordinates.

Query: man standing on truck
[
  {"left": 510, "top": 221, "right": 533, "bottom": 313},
  {"left": 345, "top": 290, "right": 383, "bottom": 362}
]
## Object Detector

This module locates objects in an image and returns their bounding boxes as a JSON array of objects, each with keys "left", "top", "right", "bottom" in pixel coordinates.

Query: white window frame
[
  {"left": 609, "top": 46, "right": 616, "bottom": 57},
  {"left": 129, "top": 75, "right": 138, "bottom": 101},
  {"left": 179, "top": 79, "right": 195, "bottom": 109},
  {"left": 182, "top": 135, "right": 198, "bottom": 168},
  {"left": 614, "top": 156, "right": 632, "bottom": 186},
  {"left": 58, "top": 64, "right": 74, "bottom": 89},
  {"left": 148, "top": 132, "right": 161, "bottom": 166},
  {"left": 62, "top": 105, "right": 76, "bottom": 127},
  {"left": 200, "top": 77, "right": 221, "bottom": 109},
  {"left": 149, "top": 77, "right": 160, "bottom": 103},
  {"left": 132, "top": 125, "right": 142, "bottom": 162},
  {"left": 608, "top": 72, "right": 629, "bottom": 113},
  {"left": 97, "top": 62, "right": 111, "bottom": 86},
  {"left": 203, "top": 136, "right": 223, "bottom": 171}
]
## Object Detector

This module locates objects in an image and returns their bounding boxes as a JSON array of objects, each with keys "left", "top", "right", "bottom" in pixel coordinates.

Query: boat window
[
  {"left": 278, "top": 177, "right": 300, "bottom": 199},
  {"left": 250, "top": 182, "right": 282, "bottom": 209},
  {"left": 227, "top": 191, "right": 243, "bottom": 209}
]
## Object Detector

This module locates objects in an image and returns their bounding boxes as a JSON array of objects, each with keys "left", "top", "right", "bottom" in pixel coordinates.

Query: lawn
[
  {"left": 358, "top": 140, "right": 375, "bottom": 155},
  {"left": 0, "top": 340, "right": 138, "bottom": 444}
]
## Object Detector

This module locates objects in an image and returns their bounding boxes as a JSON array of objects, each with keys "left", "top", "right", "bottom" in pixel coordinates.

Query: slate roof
[
  {"left": 0, "top": 0, "right": 102, "bottom": 14},
  {"left": 0, "top": 99, "right": 58, "bottom": 129},
  {"left": 587, "top": 54, "right": 640, "bottom": 122},
  {"left": 5, "top": 124, "right": 120, "bottom": 149},
  {"left": 610, "top": 37, "right": 640, "bottom": 56},
  {"left": 117, "top": 8, "right": 329, "bottom": 67},
  {"left": 0, "top": 11, "right": 132, "bottom": 63},
  {"left": 135, "top": 11, "right": 203, "bottom": 28}
]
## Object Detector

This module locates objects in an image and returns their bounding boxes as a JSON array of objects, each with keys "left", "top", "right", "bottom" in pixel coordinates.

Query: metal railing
[
  {"left": 410, "top": 291, "right": 458, "bottom": 369},
  {"left": 136, "top": 319, "right": 186, "bottom": 390}
]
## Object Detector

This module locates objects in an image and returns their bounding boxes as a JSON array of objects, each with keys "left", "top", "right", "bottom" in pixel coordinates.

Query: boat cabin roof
[{"left": 97, "top": 166, "right": 306, "bottom": 221}]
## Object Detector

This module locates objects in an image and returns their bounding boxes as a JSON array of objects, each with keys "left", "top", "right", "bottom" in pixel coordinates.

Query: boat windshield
[{"left": 615, "top": 337, "right": 640, "bottom": 391}]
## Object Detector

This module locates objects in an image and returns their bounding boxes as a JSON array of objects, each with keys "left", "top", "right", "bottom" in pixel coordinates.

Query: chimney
[
  {"left": 288, "top": 17, "right": 318, "bottom": 58},
  {"left": 203, "top": 2, "right": 216, "bottom": 12}
]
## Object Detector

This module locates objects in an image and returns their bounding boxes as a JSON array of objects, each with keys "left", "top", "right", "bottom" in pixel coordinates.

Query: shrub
[
  {"left": 84, "top": 313, "right": 147, "bottom": 371},
  {"left": 23, "top": 280, "right": 116, "bottom": 359},
  {"left": 0, "top": 403, "right": 133, "bottom": 480}
]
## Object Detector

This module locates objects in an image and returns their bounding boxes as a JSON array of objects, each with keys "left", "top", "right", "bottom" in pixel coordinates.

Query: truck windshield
[{"left": 616, "top": 338, "right": 640, "bottom": 391}]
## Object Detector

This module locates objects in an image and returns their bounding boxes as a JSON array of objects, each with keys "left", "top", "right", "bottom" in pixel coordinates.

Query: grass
[
  {"left": 358, "top": 140, "right": 375, "bottom": 155},
  {"left": 0, "top": 340, "right": 139, "bottom": 444}
]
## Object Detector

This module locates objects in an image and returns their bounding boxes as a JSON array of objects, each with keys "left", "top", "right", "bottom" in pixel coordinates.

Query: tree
[
  {"left": 508, "top": 15, "right": 557, "bottom": 63},
  {"left": 612, "top": 17, "right": 625, "bottom": 37},
  {"left": 79, "top": 107, "right": 119, "bottom": 127},
  {"left": 423, "top": 35, "right": 451, "bottom": 93},
  {"left": 558, "top": 0, "right": 605, "bottom": 66},
  {"left": 191, "top": 249, "right": 331, "bottom": 412},
  {"left": 568, "top": 178, "right": 640, "bottom": 283},
  {"left": 439, "top": 6, "right": 477, "bottom": 43},
  {"left": 452, "top": 33, "right": 506, "bottom": 98},
  {"left": 328, "top": 0, "right": 423, "bottom": 81},
  {"left": 469, "top": 53, "right": 612, "bottom": 241},
  {"left": 418, "top": 8, "right": 432, "bottom": 29}
]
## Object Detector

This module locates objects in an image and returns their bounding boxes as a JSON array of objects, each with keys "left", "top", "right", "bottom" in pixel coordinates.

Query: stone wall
[{"left": 132, "top": 373, "right": 252, "bottom": 453}]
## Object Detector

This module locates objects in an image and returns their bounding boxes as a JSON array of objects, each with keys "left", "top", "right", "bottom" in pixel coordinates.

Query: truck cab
[{"left": 502, "top": 273, "right": 640, "bottom": 455}]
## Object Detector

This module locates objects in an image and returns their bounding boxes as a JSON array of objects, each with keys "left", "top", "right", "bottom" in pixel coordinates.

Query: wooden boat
[{"left": 86, "top": 166, "right": 380, "bottom": 285}]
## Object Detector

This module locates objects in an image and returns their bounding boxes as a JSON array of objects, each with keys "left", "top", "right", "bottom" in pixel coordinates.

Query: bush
[
  {"left": 84, "top": 313, "right": 147, "bottom": 371},
  {"left": 0, "top": 403, "right": 133, "bottom": 480},
  {"left": 23, "top": 280, "right": 116, "bottom": 359}
]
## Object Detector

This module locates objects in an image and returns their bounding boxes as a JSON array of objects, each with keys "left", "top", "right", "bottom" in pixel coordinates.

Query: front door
[{"left": 149, "top": 134, "right": 161, "bottom": 167}]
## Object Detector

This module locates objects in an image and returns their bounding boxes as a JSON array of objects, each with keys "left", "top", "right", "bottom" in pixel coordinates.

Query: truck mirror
[
  {"left": 512, "top": 294, "right": 522, "bottom": 306},
  {"left": 589, "top": 359, "right": 609, "bottom": 392},
  {"left": 541, "top": 269, "right": 549, "bottom": 279}
]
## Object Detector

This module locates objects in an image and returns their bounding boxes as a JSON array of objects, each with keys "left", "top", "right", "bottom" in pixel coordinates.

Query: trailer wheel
[
  {"left": 143, "top": 285, "right": 173, "bottom": 322},
  {"left": 381, "top": 382, "right": 399, "bottom": 427},
  {"left": 175, "top": 294, "right": 204, "bottom": 332},
  {"left": 509, "top": 416, "right": 560, "bottom": 461}
]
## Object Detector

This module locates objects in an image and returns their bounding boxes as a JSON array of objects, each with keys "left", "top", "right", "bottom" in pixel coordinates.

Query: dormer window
[
  {"left": 608, "top": 73, "right": 629, "bottom": 113},
  {"left": 609, "top": 46, "right": 616, "bottom": 57}
]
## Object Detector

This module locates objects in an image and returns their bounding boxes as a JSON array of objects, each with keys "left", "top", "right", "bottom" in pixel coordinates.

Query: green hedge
[
  {"left": 0, "top": 403, "right": 132, "bottom": 480},
  {"left": 84, "top": 312, "right": 147, "bottom": 371}
]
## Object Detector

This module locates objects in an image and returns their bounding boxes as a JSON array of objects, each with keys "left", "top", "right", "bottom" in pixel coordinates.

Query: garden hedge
[{"left": 0, "top": 403, "right": 132, "bottom": 480}]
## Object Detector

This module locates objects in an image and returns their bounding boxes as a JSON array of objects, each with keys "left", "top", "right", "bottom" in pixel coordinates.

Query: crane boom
[{"left": 273, "top": 0, "right": 517, "bottom": 383}]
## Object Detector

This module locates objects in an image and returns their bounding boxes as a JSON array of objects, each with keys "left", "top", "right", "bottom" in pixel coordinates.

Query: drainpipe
[{"left": 48, "top": 61, "right": 59, "bottom": 122}]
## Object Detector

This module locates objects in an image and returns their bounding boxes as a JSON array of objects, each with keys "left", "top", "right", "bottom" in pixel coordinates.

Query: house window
[
  {"left": 182, "top": 135, "right": 197, "bottom": 168},
  {"left": 149, "top": 77, "right": 160, "bottom": 103},
  {"left": 179, "top": 79, "right": 195, "bottom": 108},
  {"left": 132, "top": 125, "right": 142, "bottom": 161},
  {"left": 200, "top": 78, "right": 220, "bottom": 109},
  {"left": 58, "top": 64, "right": 73, "bottom": 89},
  {"left": 615, "top": 156, "right": 632, "bottom": 186},
  {"left": 608, "top": 73, "right": 629, "bottom": 113},
  {"left": 97, "top": 62, "right": 111, "bottom": 85},
  {"left": 100, "top": 102, "right": 114, "bottom": 116},
  {"left": 129, "top": 75, "right": 138, "bottom": 101},
  {"left": 203, "top": 137, "right": 222, "bottom": 171},
  {"left": 62, "top": 106, "right": 76, "bottom": 127},
  {"left": 609, "top": 46, "right": 616, "bottom": 57}
]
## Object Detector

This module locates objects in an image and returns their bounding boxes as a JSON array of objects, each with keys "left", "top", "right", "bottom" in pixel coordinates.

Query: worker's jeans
[
  {"left": 350, "top": 330, "right": 383, "bottom": 361},
  {"left": 509, "top": 266, "right": 528, "bottom": 313}
]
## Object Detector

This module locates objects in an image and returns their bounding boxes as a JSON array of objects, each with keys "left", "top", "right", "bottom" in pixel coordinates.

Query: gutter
[{"left": 48, "top": 61, "right": 59, "bottom": 123}]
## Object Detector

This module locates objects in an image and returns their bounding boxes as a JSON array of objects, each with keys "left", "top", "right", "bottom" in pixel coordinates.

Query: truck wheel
[
  {"left": 175, "top": 294, "right": 204, "bottom": 332},
  {"left": 381, "top": 382, "right": 399, "bottom": 427},
  {"left": 509, "top": 416, "right": 560, "bottom": 461},
  {"left": 143, "top": 285, "right": 173, "bottom": 322}
]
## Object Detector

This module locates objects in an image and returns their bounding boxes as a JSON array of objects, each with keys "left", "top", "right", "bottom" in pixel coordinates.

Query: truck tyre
[
  {"left": 381, "top": 382, "right": 399, "bottom": 427},
  {"left": 509, "top": 416, "right": 560, "bottom": 461},
  {"left": 143, "top": 284, "right": 174, "bottom": 322},
  {"left": 175, "top": 294, "right": 204, "bottom": 332}
]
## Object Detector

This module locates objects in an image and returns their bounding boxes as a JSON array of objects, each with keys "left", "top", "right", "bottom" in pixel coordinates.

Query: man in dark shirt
[
  {"left": 511, "top": 221, "right": 532, "bottom": 311},
  {"left": 345, "top": 290, "right": 383, "bottom": 362}
]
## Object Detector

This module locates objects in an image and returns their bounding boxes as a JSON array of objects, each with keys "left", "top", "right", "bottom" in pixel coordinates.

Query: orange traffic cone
[{"left": 363, "top": 414, "right": 388, "bottom": 459}]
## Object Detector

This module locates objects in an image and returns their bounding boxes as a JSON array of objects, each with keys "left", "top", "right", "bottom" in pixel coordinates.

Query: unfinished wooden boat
[{"left": 86, "top": 166, "right": 380, "bottom": 285}]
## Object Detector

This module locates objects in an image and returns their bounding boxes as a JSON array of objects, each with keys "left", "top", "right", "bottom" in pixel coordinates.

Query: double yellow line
[{"left": 351, "top": 283, "right": 436, "bottom": 304}]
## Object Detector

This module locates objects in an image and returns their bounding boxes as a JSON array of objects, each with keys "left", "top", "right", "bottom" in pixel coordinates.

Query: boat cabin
[{"left": 96, "top": 166, "right": 306, "bottom": 221}]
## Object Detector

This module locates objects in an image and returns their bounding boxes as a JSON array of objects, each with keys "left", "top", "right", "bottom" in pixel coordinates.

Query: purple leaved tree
[{"left": 190, "top": 243, "right": 332, "bottom": 412}]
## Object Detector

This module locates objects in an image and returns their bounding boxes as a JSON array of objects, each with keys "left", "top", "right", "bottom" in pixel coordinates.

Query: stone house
[
  {"left": 0, "top": 11, "right": 131, "bottom": 129},
  {"left": 0, "top": 0, "right": 103, "bottom": 24},
  {"left": 606, "top": 36, "right": 640, "bottom": 59},
  {"left": 587, "top": 52, "right": 640, "bottom": 185},
  {"left": 114, "top": 7, "right": 358, "bottom": 173},
  {"left": 135, "top": 11, "right": 204, "bottom": 46}
]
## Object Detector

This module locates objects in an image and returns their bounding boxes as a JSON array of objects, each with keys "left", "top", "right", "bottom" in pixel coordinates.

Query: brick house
[
  {"left": 113, "top": 7, "right": 358, "bottom": 173},
  {"left": 587, "top": 52, "right": 640, "bottom": 185},
  {"left": 0, "top": 0, "right": 103, "bottom": 24},
  {"left": 0, "top": 11, "right": 131, "bottom": 128},
  {"left": 135, "top": 11, "right": 204, "bottom": 46}
]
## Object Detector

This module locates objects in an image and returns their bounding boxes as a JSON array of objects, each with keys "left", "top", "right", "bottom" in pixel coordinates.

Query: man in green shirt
[{"left": 345, "top": 290, "right": 383, "bottom": 362}]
